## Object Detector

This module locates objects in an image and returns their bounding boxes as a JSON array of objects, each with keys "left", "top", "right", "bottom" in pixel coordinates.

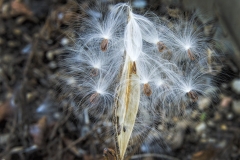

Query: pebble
[
  {"left": 60, "top": 37, "right": 69, "bottom": 46},
  {"left": 195, "top": 122, "right": 206, "bottom": 133},
  {"left": 220, "top": 96, "right": 232, "bottom": 108},
  {"left": 1, "top": 3, "right": 10, "bottom": 15},
  {"left": 49, "top": 61, "right": 57, "bottom": 69},
  {"left": 218, "top": 140, "right": 227, "bottom": 148},
  {"left": 26, "top": 92, "right": 37, "bottom": 102},
  {"left": 227, "top": 112, "right": 234, "bottom": 120},
  {"left": 208, "top": 138, "right": 216, "bottom": 143},
  {"left": 0, "top": 134, "right": 10, "bottom": 145},
  {"left": 3, "top": 55, "right": 13, "bottom": 62},
  {"left": 232, "top": 100, "right": 240, "bottom": 115},
  {"left": 46, "top": 51, "right": 54, "bottom": 60},
  {"left": 13, "top": 28, "right": 22, "bottom": 36},
  {"left": 214, "top": 112, "right": 222, "bottom": 121},
  {"left": 198, "top": 97, "right": 211, "bottom": 110},
  {"left": 207, "top": 120, "right": 215, "bottom": 127},
  {"left": 220, "top": 124, "right": 227, "bottom": 130},
  {"left": 231, "top": 79, "right": 240, "bottom": 94},
  {"left": 7, "top": 41, "right": 19, "bottom": 47}
]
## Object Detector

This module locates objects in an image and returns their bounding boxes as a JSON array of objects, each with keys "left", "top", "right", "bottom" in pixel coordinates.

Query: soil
[{"left": 0, "top": 0, "right": 240, "bottom": 160}]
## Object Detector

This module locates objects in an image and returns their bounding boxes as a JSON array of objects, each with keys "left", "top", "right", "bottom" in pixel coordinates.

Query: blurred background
[{"left": 0, "top": 0, "right": 240, "bottom": 160}]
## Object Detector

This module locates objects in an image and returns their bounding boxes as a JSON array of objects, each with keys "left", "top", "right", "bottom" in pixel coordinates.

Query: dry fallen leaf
[
  {"left": 11, "top": 0, "right": 33, "bottom": 16},
  {"left": 192, "top": 148, "right": 217, "bottom": 160},
  {"left": 0, "top": 100, "right": 13, "bottom": 122},
  {"left": 30, "top": 116, "right": 47, "bottom": 146}
]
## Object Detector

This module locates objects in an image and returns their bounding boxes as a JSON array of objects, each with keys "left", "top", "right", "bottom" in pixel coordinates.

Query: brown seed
[
  {"left": 157, "top": 41, "right": 166, "bottom": 52},
  {"left": 89, "top": 92, "right": 99, "bottom": 103},
  {"left": 91, "top": 68, "right": 98, "bottom": 76},
  {"left": 144, "top": 83, "right": 152, "bottom": 96},
  {"left": 187, "top": 49, "right": 195, "bottom": 60},
  {"left": 188, "top": 91, "right": 198, "bottom": 102},
  {"left": 132, "top": 61, "right": 137, "bottom": 74},
  {"left": 101, "top": 38, "right": 108, "bottom": 52}
]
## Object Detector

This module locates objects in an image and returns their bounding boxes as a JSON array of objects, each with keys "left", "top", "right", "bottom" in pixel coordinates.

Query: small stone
[
  {"left": 231, "top": 79, "right": 240, "bottom": 94},
  {"left": 0, "top": 134, "right": 10, "bottom": 144},
  {"left": 201, "top": 133, "right": 206, "bottom": 138},
  {"left": 49, "top": 61, "right": 57, "bottom": 69},
  {"left": 220, "top": 124, "right": 227, "bottom": 130},
  {"left": 3, "top": 55, "right": 13, "bottom": 62},
  {"left": 13, "top": 28, "right": 21, "bottom": 35},
  {"left": 214, "top": 112, "right": 222, "bottom": 121},
  {"left": 208, "top": 138, "right": 216, "bottom": 143},
  {"left": 46, "top": 51, "right": 54, "bottom": 60},
  {"left": 207, "top": 120, "right": 215, "bottom": 127},
  {"left": 232, "top": 100, "right": 240, "bottom": 115},
  {"left": 53, "top": 112, "right": 61, "bottom": 119},
  {"left": 198, "top": 97, "right": 211, "bottom": 110},
  {"left": 7, "top": 41, "right": 19, "bottom": 47},
  {"left": 2, "top": 3, "right": 10, "bottom": 15},
  {"left": 220, "top": 96, "right": 232, "bottom": 108},
  {"left": 200, "top": 138, "right": 207, "bottom": 143},
  {"left": 191, "top": 110, "right": 199, "bottom": 119},
  {"left": 27, "top": 92, "right": 37, "bottom": 102},
  {"left": 195, "top": 122, "right": 206, "bottom": 133},
  {"left": 227, "top": 113, "right": 234, "bottom": 120},
  {"left": 218, "top": 140, "right": 227, "bottom": 148},
  {"left": 60, "top": 37, "right": 69, "bottom": 46}
]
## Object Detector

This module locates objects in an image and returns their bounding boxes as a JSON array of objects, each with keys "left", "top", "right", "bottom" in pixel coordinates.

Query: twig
[{"left": 62, "top": 123, "right": 101, "bottom": 153}]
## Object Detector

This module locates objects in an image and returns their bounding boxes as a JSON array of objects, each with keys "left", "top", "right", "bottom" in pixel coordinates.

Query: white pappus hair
[{"left": 61, "top": 2, "right": 220, "bottom": 159}]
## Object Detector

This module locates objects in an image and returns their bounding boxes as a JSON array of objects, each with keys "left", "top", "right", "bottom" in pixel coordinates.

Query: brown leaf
[
  {"left": 192, "top": 148, "right": 217, "bottom": 160},
  {"left": 220, "top": 96, "right": 232, "bottom": 108},
  {"left": 30, "top": 116, "right": 47, "bottom": 146},
  {"left": 0, "top": 100, "right": 12, "bottom": 122},
  {"left": 11, "top": 0, "right": 33, "bottom": 16}
]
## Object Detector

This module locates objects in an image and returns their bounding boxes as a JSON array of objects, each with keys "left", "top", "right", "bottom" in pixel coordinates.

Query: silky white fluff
[{"left": 61, "top": 2, "right": 219, "bottom": 157}]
